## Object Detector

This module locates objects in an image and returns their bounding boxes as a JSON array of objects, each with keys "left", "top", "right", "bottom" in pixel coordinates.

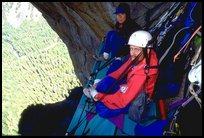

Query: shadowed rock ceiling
[{"left": 31, "top": 2, "right": 176, "bottom": 86}]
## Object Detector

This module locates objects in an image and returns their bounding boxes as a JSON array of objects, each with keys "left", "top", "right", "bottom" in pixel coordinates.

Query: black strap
[
  {"left": 90, "top": 57, "right": 115, "bottom": 77},
  {"left": 102, "top": 51, "right": 143, "bottom": 98}
]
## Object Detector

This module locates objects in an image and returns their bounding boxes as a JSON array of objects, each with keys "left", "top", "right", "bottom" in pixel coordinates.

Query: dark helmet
[{"left": 114, "top": 3, "right": 130, "bottom": 19}]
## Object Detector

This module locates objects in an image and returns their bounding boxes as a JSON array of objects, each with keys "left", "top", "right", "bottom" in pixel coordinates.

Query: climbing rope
[{"left": 173, "top": 25, "right": 201, "bottom": 62}]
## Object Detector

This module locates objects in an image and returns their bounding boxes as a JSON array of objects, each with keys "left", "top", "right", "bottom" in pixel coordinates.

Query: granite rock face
[{"left": 31, "top": 2, "right": 173, "bottom": 86}]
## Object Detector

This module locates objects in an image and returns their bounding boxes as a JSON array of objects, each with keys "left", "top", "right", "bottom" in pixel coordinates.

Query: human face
[
  {"left": 116, "top": 13, "right": 126, "bottom": 24},
  {"left": 130, "top": 45, "right": 143, "bottom": 61}
]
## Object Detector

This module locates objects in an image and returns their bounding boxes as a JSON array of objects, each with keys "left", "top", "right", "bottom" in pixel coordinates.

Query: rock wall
[{"left": 31, "top": 2, "right": 174, "bottom": 86}]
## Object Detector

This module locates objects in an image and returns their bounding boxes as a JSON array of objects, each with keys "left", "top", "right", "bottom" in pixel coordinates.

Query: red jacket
[{"left": 96, "top": 50, "right": 158, "bottom": 109}]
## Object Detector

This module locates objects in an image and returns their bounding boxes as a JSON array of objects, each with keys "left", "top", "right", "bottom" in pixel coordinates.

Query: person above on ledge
[{"left": 93, "top": 3, "right": 142, "bottom": 75}]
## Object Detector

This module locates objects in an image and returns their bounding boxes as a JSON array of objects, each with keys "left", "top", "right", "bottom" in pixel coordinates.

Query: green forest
[{"left": 2, "top": 4, "right": 81, "bottom": 135}]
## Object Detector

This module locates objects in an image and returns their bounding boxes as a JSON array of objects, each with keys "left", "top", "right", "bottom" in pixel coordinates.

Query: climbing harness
[
  {"left": 67, "top": 50, "right": 144, "bottom": 135},
  {"left": 66, "top": 2, "right": 201, "bottom": 136}
]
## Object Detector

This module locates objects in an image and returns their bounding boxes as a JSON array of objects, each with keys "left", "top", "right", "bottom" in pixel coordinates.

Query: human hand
[
  {"left": 89, "top": 86, "right": 99, "bottom": 101},
  {"left": 83, "top": 88, "right": 92, "bottom": 99},
  {"left": 93, "top": 55, "right": 105, "bottom": 61},
  {"left": 83, "top": 86, "right": 98, "bottom": 101},
  {"left": 89, "top": 84, "right": 97, "bottom": 89},
  {"left": 93, "top": 54, "right": 100, "bottom": 61}
]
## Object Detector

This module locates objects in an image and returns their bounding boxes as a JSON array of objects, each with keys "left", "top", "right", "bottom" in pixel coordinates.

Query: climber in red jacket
[{"left": 84, "top": 30, "right": 159, "bottom": 118}]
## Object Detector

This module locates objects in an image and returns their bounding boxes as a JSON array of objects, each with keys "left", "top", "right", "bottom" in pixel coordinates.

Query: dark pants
[{"left": 104, "top": 30, "right": 126, "bottom": 75}]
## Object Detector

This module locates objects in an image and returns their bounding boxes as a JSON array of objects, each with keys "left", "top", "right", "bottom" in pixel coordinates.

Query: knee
[
  {"left": 106, "top": 30, "right": 118, "bottom": 38},
  {"left": 98, "top": 112, "right": 110, "bottom": 118},
  {"left": 96, "top": 102, "right": 113, "bottom": 118}
]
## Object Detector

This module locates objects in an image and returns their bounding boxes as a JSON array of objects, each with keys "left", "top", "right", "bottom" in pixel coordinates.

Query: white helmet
[{"left": 128, "top": 30, "right": 153, "bottom": 48}]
